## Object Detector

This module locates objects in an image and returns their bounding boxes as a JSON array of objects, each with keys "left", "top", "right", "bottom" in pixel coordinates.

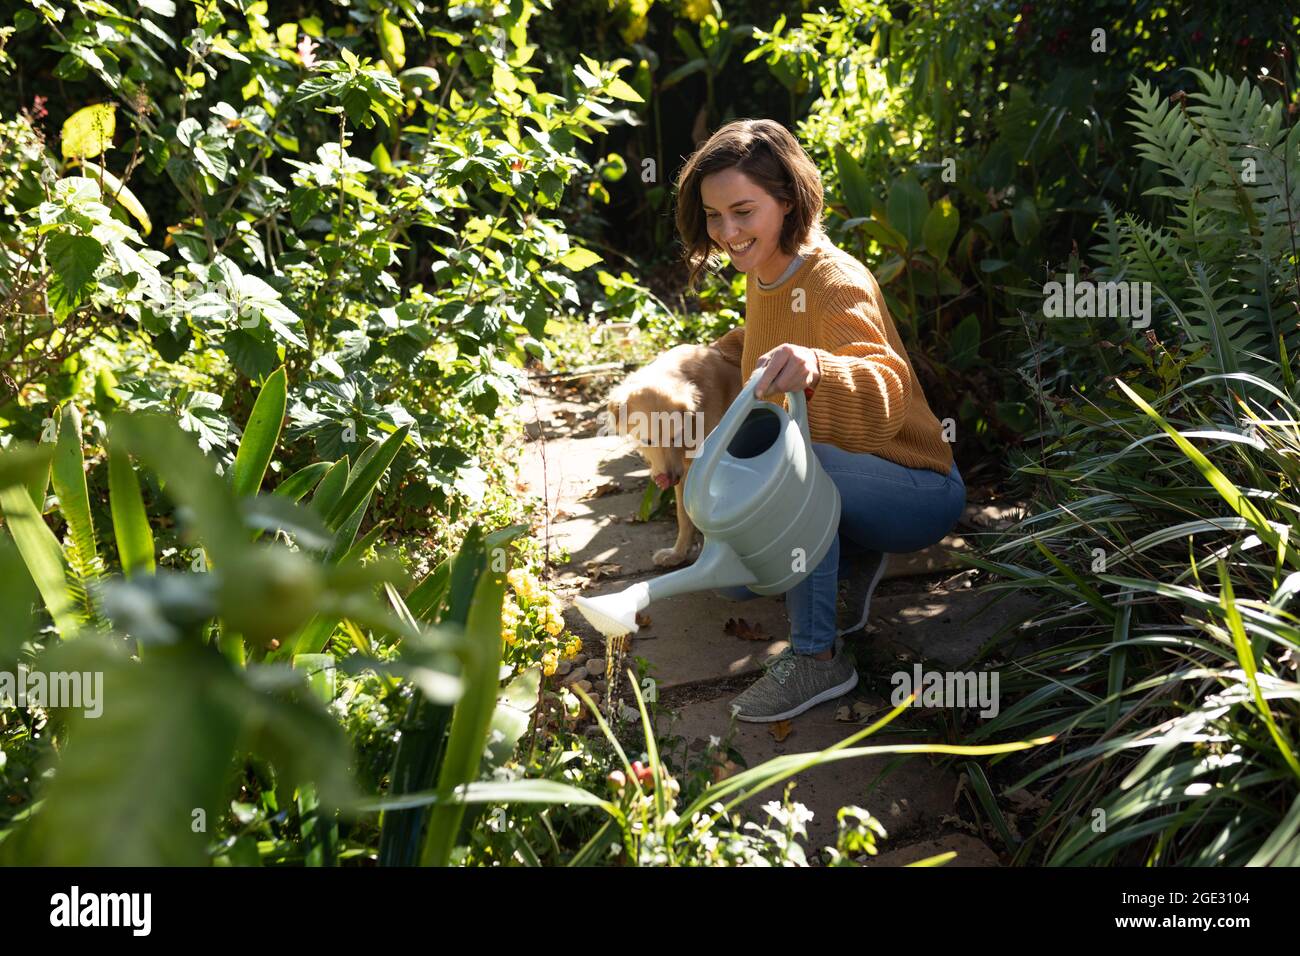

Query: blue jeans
[{"left": 714, "top": 444, "right": 966, "bottom": 655}]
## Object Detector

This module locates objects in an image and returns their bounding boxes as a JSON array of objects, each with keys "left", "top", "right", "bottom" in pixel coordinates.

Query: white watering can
[{"left": 574, "top": 366, "right": 842, "bottom": 638}]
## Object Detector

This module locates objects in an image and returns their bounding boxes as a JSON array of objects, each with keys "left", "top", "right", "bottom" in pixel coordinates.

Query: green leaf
[
  {"left": 231, "top": 367, "right": 287, "bottom": 499},
  {"left": 604, "top": 77, "right": 644, "bottom": 102},
  {"left": 1010, "top": 196, "right": 1039, "bottom": 245},
  {"left": 886, "top": 174, "right": 929, "bottom": 249},
  {"left": 659, "top": 59, "right": 707, "bottom": 91},
  {"left": 834, "top": 146, "right": 873, "bottom": 220},
  {"left": 355, "top": 779, "right": 614, "bottom": 813},
  {"left": 922, "top": 196, "right": 959, "bottom": 263},
  {"left": 107, "top": 444, "right": 155, "bottom": 577},
  {"left": 80, "top": 161, "right": 151, "bottom": 235},
  {"left": 61, "top": 103, "right": 116, "bottom": 160},
  {"left": 45, "top": 233, "right": 103, "bottom": 315},
  {"left": 371, "top": 142, "right": 396, "bottom": 175},
  {"left": 50, "top": 404, "right": 99, "bottom": 588},
  {"left": 948, "top": 314, "right": 981, "bottom": 371},
  {"left": 0, "top": 444, "right": 53, "bottom": 493},
  {"left": 398, "top": 66, "right": 440, "bottom": 92},
  {"left": 0, "top": 483, "right": 79, "bottom": 639},
  {"left": 0, "top": 537, "right": 38, "bottom": 664},
  {"left": 309, "top": 457, "right": 350, "bottom": 519},
  {"left": 422, "top": 562, "right": 508, "bottom": 866},
  {"left": 404, "top": 559, "right": 451, "bottom": 622},
  {"left": 274, "top": 462, "right": 331, "bottom": 502},
  {"left": 322, "top": 426, "right": 410, "bottom": 530},
  {"left": 1215, "top": 562, "right": 1300, "bottom": 783},
  {"left": 483, "top": 666, "right": 540, "bottom": 771},
  {"left": 558, "top": 247, "right": 602, "bottom": 271},
  {"left": 376, "top": 10, "right": 406, "bottom": 71}
]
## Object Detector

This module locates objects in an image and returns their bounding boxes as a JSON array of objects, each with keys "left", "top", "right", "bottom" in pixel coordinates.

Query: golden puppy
[{"left": 605, "top": 344, "right": 742, "bottom": 567}]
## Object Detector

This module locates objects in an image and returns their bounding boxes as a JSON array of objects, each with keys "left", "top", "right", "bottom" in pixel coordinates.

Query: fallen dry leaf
[
  {"left": 579, "top": 477, "right": 622, "bottom": 500},
  {"left": 583, "top": 560, "right": 622, "bottom": 581},
  {"left": 835, "top": 700, "right": 885, "bottom": 723},
  {"left": 635, "top": 611, "right": 652, "bottom": 628},
  {"left": 723, "top": 617, "right": 766, "bottom": 641},
  {"left": 1005, "top": 788, "right": 1050, "bottom": 811},
  {"left": 710, "top": 758, "right": 741, "bottom": 784},
  {"left": 768, "top": 719, "right": 793, "bottom": 743},
  {"left": 852, "top": 700, "right": 882, "bottom": 721}
]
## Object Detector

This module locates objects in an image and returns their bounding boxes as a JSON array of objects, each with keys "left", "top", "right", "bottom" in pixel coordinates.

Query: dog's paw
[{"left": 653, "top": 548, "right": 689, "bottom": 568}]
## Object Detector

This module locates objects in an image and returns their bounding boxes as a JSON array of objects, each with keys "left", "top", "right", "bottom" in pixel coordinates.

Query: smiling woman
[{"left": 670, "top": 118, "right": 965, "bottom": 723}]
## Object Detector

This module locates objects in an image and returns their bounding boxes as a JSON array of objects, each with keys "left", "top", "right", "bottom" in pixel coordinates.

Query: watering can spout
[{"left": 573, "top": 539, "right": 755, "bottom": 638}]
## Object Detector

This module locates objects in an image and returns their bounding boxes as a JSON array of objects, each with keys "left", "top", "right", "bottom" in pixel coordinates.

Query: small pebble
[
  {"left": 574, "top": 679, "right": 592, "bottom": 693},
  {"left": 594, "top": 679, "right": 607, "bottom": 694},
  {"left": 555, "top": 660, "right": 572, "bottom": 677},
  {"left": 572, "top": 653, "right": 588, "bottom": 667},
  {"left": 586, "top": 657, "right": 606, "bottom": 676}
]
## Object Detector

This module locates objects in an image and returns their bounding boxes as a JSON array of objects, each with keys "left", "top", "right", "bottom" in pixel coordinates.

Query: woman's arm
[
  {"left": 806, "top": 279, "right": 913, "bottom": 451},
  {"left": 709, "top": 326, "right": 745, "bottom": 368}
]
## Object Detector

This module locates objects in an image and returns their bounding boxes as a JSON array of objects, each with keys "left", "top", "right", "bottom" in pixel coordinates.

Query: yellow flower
[
  {"left": 562, "top": 637, "right": 583, "bottom": 660},
  {"left": 620, "top": 14, "right": 647, "bottom": 44},
  {"left": 682, "top": 0, "right": 713, "bottom": 24},
  {"left": 540, "top": 607, "right": 565, "bottom": 637},
  {"left": 532, "top": 594, "right": 565, "bottom": 637},
  {"left": 541, "top": 651, "right": 558, "bottom": 677},
  {"left": 507, "top": 568, "right": 545, "bottom": 605},
  {"left": 501, "top": 601, "right": 523, "bottom": 645}
]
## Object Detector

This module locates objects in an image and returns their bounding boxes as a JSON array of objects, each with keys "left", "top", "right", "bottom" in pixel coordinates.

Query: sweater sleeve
[
  {"left": 806, "top": 280, "right": 913, "bottom": 451},
  {"left": 709, "top": 326, "right": 745, "bottom": 368}
]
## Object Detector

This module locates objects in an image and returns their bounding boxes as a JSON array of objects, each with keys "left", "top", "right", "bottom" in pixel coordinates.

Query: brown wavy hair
[{"left": 673, "top": 119, "right": 826, "bottom": 292}]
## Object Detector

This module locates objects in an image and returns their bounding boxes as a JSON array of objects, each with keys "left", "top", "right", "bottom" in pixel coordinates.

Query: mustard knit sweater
[{"left": 709, "top": 234, "right": 954, "bottom": 476}]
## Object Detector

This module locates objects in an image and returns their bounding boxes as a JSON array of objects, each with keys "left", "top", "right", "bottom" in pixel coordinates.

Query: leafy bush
[{"left": 968, "top": 68, "right": 1300, "bottom": 865}]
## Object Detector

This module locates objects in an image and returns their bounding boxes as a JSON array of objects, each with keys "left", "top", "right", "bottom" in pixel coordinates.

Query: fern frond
[
  {"left": 1089, "top": 201, "right": 1125, "bottom": 279},
  {"left": 1181, "top": 262, "right": 1265, "bottom": 377},
  {"left": 1186, "top": 68, "right": 1283, "bottom": 155},
  {"left": 1127, "top": 78, "right": 1214, "bottom": 191}
]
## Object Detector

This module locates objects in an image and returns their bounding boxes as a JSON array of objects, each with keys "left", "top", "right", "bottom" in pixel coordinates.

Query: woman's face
[{"left": 700, "top": 167, "right": 793, "bottom": 281}]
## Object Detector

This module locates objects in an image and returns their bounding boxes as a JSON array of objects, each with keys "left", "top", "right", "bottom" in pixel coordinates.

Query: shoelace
[{"left": 763, "top": 648, "right": 798, "bottom": 685}]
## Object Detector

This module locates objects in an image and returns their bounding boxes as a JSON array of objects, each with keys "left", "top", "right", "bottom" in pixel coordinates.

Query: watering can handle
[{"left": 691, "top": 366, "right": 813, "bottom": 499}]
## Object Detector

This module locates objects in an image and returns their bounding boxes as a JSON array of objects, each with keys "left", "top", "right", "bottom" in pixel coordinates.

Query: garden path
[{"left": 509, "top": 371, "right": 1038, "bottom": 864}]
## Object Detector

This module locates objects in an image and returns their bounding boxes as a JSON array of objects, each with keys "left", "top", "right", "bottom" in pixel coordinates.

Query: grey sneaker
[
  {"left": 837, "top": 551, "right": 889, "bottom": 637},
  {"left": 729, "top": 640, "right": 858, "bottom": 723}
]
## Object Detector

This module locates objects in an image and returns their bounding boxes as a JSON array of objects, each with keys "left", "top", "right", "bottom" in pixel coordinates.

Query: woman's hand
[{"left": 754, "top": 344, "right": 820, "bottom": 401}]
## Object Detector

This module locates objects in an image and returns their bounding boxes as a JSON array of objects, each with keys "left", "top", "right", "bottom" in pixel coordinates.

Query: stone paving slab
[
  {"left": 864, "top": 833, "right": 1000, "bottom": 867},
  {"left": 654, "top": 695, "right": 958, "bottom": 853},
  {"left": 515, "top": 433, "right": 638, "bottom": 512},
  {"left": 540, "top": 491, "right": 681, "bottom": 582},
  {"left": 884, "top": 536, "right": 969, "bottom": 578},
  {"left": 869, "top": 588, "right": 1045, "bottom": 667}
]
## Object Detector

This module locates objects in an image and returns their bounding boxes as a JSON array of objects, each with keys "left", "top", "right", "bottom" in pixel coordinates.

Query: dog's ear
[{"left": 605, "top": 388, "right": 630, "bottom": 436}]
